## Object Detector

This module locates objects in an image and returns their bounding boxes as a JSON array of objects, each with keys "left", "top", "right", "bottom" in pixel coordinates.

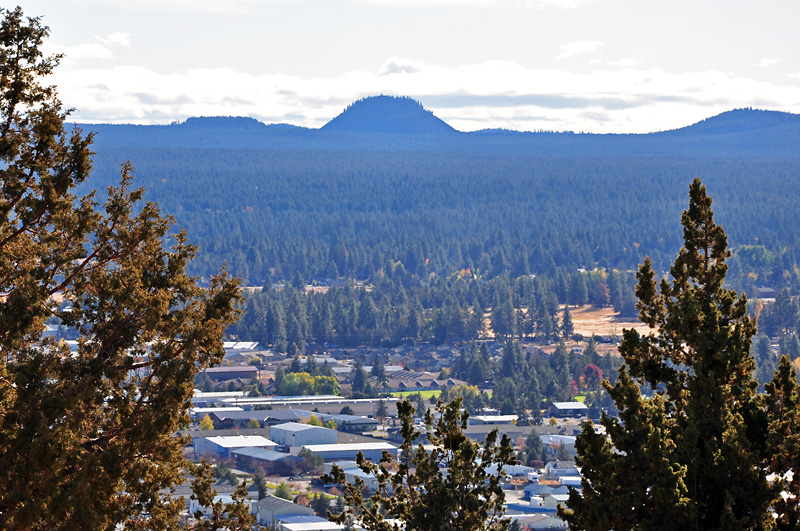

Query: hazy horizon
[{"left": 25, "top": 0, "right": 800, "bottom": 134}]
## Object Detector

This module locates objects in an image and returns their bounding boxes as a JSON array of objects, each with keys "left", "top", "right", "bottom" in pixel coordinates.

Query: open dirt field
[{"left": 568, "top": 305, "right": 650, "bottom": 338}]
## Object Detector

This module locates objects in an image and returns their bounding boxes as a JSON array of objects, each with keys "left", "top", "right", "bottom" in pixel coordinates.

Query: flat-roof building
[
  {"left": 210, "top": 409, "right": 302, "bottom": 429},
  {"left": 270, "top": 422, "right": 338, "bottom": 447},
  {"left": 301, "top": 442, "right": 397, "bottom": 462},
  {"left": 548, "top": 401, "right": 588, "bottom": 418},
  {"left": 193, "top": 435, "right": 278, "bottom": 458}
]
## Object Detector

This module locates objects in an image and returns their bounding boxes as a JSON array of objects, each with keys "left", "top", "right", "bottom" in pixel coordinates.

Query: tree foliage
[
  {"left": 323, "top": 398, "right": 514, "bottom": 531},
  {"left": 0, "top": 8, "right": 240, "bottom": 529},
  {"left": 200, "top": 414, "right": 215, "bottom": 431},
  {"left": 765, "top": 355, "right": 800, "bottom": 530},
  {"left": 560, "top": 179, "right": 779, "bottom": 530},
  {"left": 189, "top": 462, "right": 257, "bottom": 531},
  {"left": 274, "top": 482, "right": 292, "bottom": 501},
  {"left": 278, "top": 372, "right": 339, "bottom": 396}
]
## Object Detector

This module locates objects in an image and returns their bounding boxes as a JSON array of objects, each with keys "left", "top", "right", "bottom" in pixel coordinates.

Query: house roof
[
  {"left": 190, "top": 407, "right": 244, "bottom": 415},
  {"left": 319, "top": 413, "right": 377, "bottom": 425},
  {"left": 303, "top": 442, "right": 396, "bottom": 453},
  {"left": 279, "top": 515, "right": 345, "bottom": 530},
  {"left": 231, "top": 447, "right": 298, "bottom": 461},
  {"left": 551, "top": 401, "right": 588, "bottom": 410},
  {"left": 204, "top": 366, "right": 259, "bottom": 374},
  {"left": 541, "top": 435, "right": 576, "bottom": 446},
  {"left": 471, "top": 414, "right": 518, "bottom": 423},
  {"left": 254, "top": 495, "right": 310, "bottom": 513},
  {"left": 223, "top": 341, "right": 260, "bottom": 350},
  {"left": 525, "top": 484, "right": 557, "bottom": 494},
  {"left": 211, "top": 409, "right": 303, "bottom": 422},
  {"left": 271, "top": 422, "right": 326, "bottom": 433},
  {"left": 205, "top": 435, "right": 278, "bottom": 448}
]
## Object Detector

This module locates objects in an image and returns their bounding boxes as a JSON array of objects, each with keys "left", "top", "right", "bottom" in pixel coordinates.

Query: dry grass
[{"left": 568, "top": 305, "right": 650, "bottom": 337}]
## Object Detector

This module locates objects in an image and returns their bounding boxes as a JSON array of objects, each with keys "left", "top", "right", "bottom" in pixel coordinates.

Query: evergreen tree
[
  {"left": 265, "top": 302, "right": 287, "bottom": 351},
  {"left": 568, "top": 274, "right": 589, "bottom": 307},
  {"left": 305, "top": 354, "right": 318, "bottom": 376},
  {"left": 312, "top": 493, "right": 330, "bottom": 517},
  {"left": 753, "top": 333, "right": 777, "bottom": 390},
  {"left": 324, "top": 399, "right": 514, "bottom": 531},
  {"left": 765, "top": 355, "right": 800, "bottom": 530},
  {"left": 560, "top": 179, "right": 776, "bottom": 530},
  {"left": 0, "top": 9, "right": 240, "bottom": 529},
  {"left": 190, "top": 462, "right": 256, "bottom": 531},
  {"left": 274, "top": 482, "right": 292, "bottom": 500},
  {"left": 521, "top": 431, "right": 545, "bottom": 466},
  {"left": 780, "top": 333, "right": 800, "bottom": 362},
  {"left": 351, "top": 359, "right": 376, "bottom": 398},
  {"left": 253, "top": 470, "right": 268, "bottom": 501},
  {"left": 376, "top": 399, "right": 388, "bottom": 420},
  {"left": 491, "top": 296, "right": 516, "bottom": 340},
  {"left": 371, "top": 358, "right": 388, "bottom": 388},
  {"left": 561, "top": 306, "right": 574, "bottom": 339}
]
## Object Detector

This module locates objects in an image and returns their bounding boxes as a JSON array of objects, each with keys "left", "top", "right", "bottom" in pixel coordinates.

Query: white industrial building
[
  {"left": 269, "top": 422, "right": 338, "bottom": 447},
  {"left": 193, "top": 435, "right": 278, "bottom": 458},
  {"left": 301, "top": 442, "right": 398, "bottom": 462},
  {"left": 189, "top": 406, "right": 243, "bottom": 419}
]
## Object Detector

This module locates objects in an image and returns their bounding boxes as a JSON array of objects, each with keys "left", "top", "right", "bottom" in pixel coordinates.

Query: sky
[{"left": 21, "top": 0, "right": 800, "bottom": 133}]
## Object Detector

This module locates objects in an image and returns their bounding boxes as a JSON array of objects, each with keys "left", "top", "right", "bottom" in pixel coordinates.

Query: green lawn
[{"left": 390, "top": 390, "right": 442, "bottom": 399}]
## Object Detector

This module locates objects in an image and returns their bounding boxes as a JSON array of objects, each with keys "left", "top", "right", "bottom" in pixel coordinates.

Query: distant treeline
[
  {"left": 87, "top": 148, "right": 800, "bottom": 297},
  {"left": 228, "top": 265, "right": 634, "bottom": 352}
]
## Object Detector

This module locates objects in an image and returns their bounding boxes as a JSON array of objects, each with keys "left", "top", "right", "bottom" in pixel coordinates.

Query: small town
[
  {"left": 4, "top": 3, "right": 800, "bottom": 530},
  {"left": 184, "top": 340, "right": 595, "bottom": 530}
]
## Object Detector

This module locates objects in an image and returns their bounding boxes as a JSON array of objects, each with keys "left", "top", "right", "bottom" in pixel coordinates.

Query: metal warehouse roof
[
  {"left": 271, "top": 422, "right": 332, "bottom": 432},
  {"left": 205, "top": 435, "right": 278, "bottom": 448},
  {"left": 230, "top": 447, "right": 300, "bottom": 461},
  {"left": 551, "top": 401, "right": 588, "bottom": 409},
  {"left": 302, "top": 442, "right": 396, "bottom": 453}
]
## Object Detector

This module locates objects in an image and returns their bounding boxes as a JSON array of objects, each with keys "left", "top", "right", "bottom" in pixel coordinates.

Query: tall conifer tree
[
  {"left": 765, "top": 355, "right": 800, "bottom": 530},
  {"left": 560, "top": 179, "right": 775, "bottom": 530},
  {"left": 0, "top": 8, "right": 240, "bottom": 529}
]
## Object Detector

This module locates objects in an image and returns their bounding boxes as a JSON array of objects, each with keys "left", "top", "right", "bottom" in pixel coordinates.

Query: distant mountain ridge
[
  {"left": 662, "top": 108, "right": 800, "bottom": 136},
  {"left": 77, "top": 97, "right": 800, "bottom": 157},
  {"left": 321, "top": 95, "right": 456, "bottom": 135},
  {"left": 75, "top": 97, "right": 800, "bottom": 287}
]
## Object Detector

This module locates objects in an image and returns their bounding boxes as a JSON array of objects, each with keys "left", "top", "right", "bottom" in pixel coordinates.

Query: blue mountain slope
[
  {"left": 664, "top": 108, "right": 800, "bottom": 136},
  {"left": 321, "top": 95, "right": 457, "bottom": 135},
  {"left": 77, "top": 99, "right": 800, "bottom": 157}
]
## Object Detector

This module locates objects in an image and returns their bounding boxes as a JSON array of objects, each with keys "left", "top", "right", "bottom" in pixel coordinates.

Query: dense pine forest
[{"left": 79, "top": 98, "right": 800, "bottom": 349}]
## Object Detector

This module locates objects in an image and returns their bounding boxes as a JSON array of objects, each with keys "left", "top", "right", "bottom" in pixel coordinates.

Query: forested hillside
[
  {"left": 86, "top": 149, "right": 800, "bottom": 289},
  {"left": 78, "top": 99, "right": 800, "bottom": 346}
]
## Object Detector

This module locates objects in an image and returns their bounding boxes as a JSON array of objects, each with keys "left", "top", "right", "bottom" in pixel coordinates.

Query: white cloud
[
  {"left": 52, "top": 59, "right": 800, "bottom": 134},
  {"left": 353, "top": 0, "right": 590, "bottom": 8},
  {"left": 755, "top": 57, "right": 779, "bottom": 68},
  {"left": 379, "top": 58, "right": 425, "bottom": 76},
  {"left": 60, "top": 43, "right": 114, "bottom": 60},
  {"left": 97, "top": 32, "right": 131, "bottom": 47},
  {"left": 556, "top": 41, "right": 603, "bottom": 60},
  {"left": 48, "top": 33, "right": 131, "bottom": 64},
  {"left": 86, "top": 0, "right": 262, "bottom": 13},
  {"left": 608, "top": 57, "right": 638, "bottom": 68}
]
